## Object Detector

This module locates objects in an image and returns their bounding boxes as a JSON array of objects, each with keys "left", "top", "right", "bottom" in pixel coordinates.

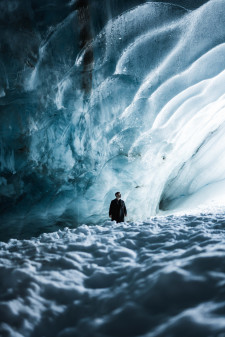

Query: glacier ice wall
[{"left": 1, "top": 0, "right": 225, "bottom": 238}]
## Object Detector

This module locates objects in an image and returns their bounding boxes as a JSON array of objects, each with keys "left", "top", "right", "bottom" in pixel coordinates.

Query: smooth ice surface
[
  {"left": 2, "top": 0, "right": 225, "bottom": 238},
  {"left": 1, "top": 213, "right": 225, "bottom": 337}
]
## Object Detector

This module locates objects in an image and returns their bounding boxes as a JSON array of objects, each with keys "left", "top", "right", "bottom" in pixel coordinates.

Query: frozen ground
[{"left": 1, "top": 212, "right": 225, "bottom": 337}]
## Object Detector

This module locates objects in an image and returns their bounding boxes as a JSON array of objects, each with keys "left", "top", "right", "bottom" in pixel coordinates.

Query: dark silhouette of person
[{"left": 109, "top": 192, "right": 127, "bottom": 223}]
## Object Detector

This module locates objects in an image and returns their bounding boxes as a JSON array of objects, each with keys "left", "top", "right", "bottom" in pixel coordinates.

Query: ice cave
[{"left": 1, "top": 0, "right": 225, "bottom": 336}]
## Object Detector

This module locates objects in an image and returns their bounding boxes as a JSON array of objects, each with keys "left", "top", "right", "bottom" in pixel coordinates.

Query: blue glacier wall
[{"left": 1, "top": 0, "right": 225, "bottom": 239}]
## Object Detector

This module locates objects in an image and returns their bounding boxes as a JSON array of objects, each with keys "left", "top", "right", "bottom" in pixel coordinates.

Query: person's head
[{"left": 115, "top": 191, "right": 121, "bottom": 199}]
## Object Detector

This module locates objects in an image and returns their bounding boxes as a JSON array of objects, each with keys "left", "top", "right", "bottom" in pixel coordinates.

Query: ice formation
[{"left": 1, "top": 0, "right": 225, "bottom": 237}]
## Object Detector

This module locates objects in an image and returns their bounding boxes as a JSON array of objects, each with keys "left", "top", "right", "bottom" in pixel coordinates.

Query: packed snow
[{"left": 1, "top": 212, "right": 225, "bottom": 337}]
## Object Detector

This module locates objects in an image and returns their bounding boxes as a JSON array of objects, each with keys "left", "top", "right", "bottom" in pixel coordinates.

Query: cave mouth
[
  {"left": 159, "top": 197, "right": 171, "bottom": 211},
  {"left": 158, "top": 178, "right": 225, "bottom": 216}
]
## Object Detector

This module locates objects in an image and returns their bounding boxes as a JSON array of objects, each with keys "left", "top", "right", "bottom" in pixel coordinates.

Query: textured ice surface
[
  {"left": 2, "top": 0, "right": 225, "bottom": 238},
  {"left": 1, "top": 213, "right": 225, "bottom": 337}
]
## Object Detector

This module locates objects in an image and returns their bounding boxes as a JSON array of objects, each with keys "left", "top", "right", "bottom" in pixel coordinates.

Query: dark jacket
[{"left": 109, "top": 198, "right": 127, "bottom": 223}]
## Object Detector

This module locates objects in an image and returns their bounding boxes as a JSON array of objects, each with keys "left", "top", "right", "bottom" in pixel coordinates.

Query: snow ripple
[{"left": 1, "top": 214, "right": 225, "bottom": 336}]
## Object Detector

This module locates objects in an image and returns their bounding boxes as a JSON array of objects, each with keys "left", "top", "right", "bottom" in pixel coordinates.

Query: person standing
[{"left": 109, "top": 192, "right": 127, "bottom": 223}]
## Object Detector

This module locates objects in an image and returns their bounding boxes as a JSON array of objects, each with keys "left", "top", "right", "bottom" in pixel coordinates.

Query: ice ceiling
[{"left": 1, "top": 0, "right": 225, "bottom": 235}]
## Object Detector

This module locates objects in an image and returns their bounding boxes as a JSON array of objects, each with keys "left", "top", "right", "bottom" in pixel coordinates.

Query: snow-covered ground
[{"left": 1, "top": 213, "right": 225, "bottom": 337}]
